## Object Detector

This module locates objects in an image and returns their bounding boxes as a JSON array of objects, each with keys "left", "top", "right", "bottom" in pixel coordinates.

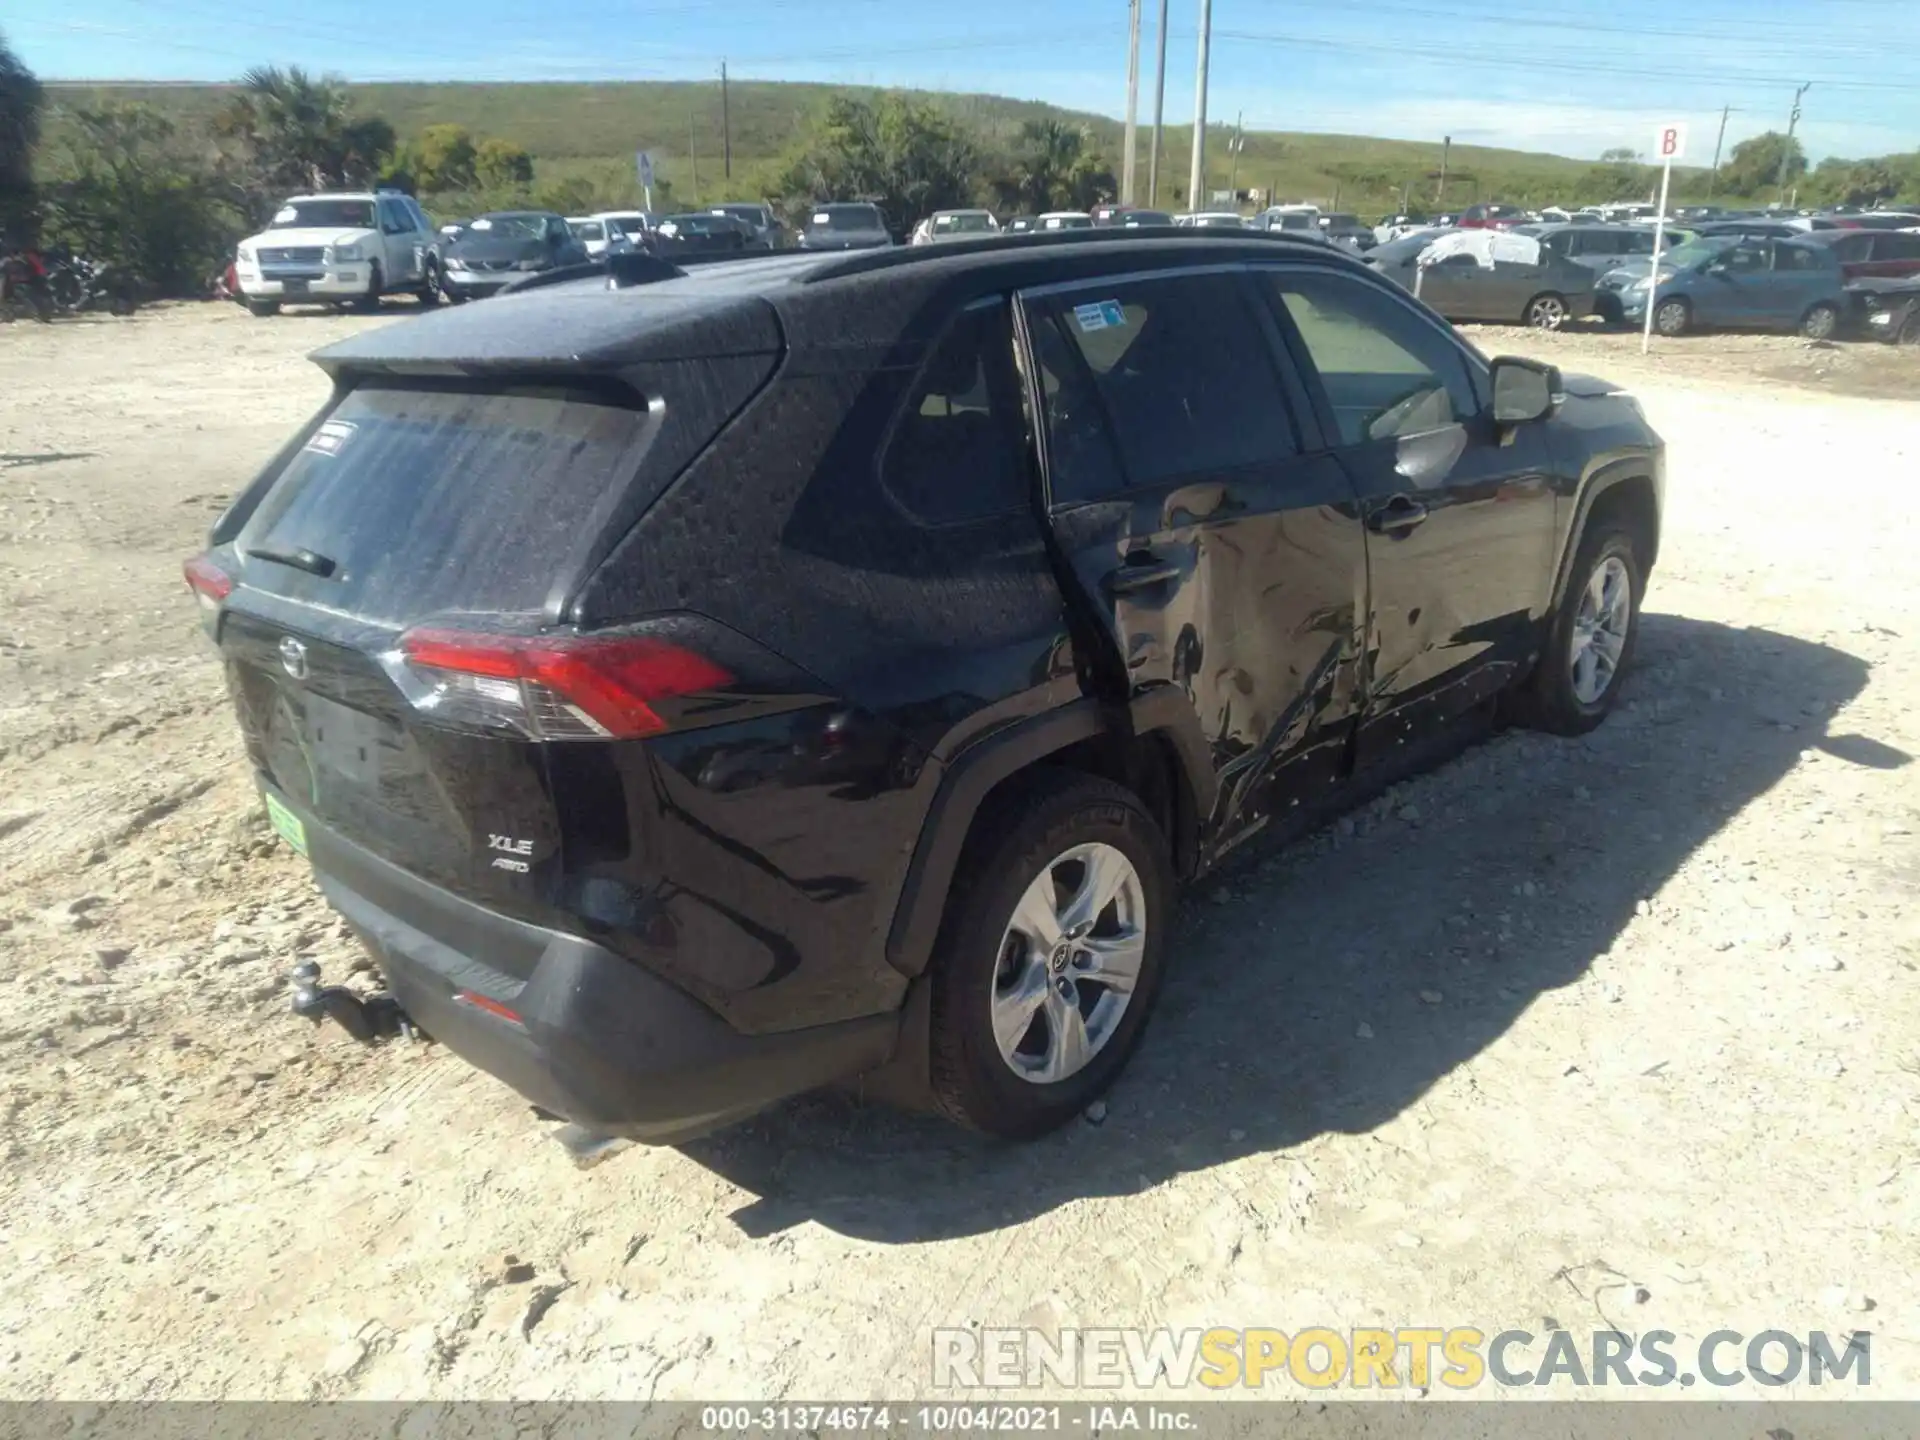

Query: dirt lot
[{"left": 1, "top": 303, "right": 1917, "bottom": 1402}]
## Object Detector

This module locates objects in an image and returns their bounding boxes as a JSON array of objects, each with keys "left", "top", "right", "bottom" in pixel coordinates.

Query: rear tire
[
  {"left": 245, "top": 299, "right": 280, "bottom": 318},
  {"left": 1899, "top": 315, "right": 1920, "bottom": 346},
  {"left": 1509, "top": 523, "right": 1642, "bottom": 736},
  {"left": 928, "top": 771, "right": 1172, "bottom": 1139},
  {"left": 1524, "top": 292, "right": 1568, "bottom": 330},
  {"left": 1798, "top": 301, "right": 1839, "bottom": 341},
  {"left": 1653, "top": 297, "right": 1690, "bottom": 337},
  {"left": 416, "top": 257, "right": 441, "bottom": 306}
]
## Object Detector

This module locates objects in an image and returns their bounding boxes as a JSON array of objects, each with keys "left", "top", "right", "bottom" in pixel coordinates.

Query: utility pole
[
  {"left": 1122, "top": 0, "right": 1142, "bottom": 205},
  {"left": 1706, "top": 104, "right": 1738, "bottom": 198},
  {"left": 1186, "top": 0, "right": 1212, "bottom": 211},
  {"left": 721, "top": 61, "right": 732, "bottom": 181},
  {"left": 1147, "top": 0, "right": 1169, "bottom": 206},
  {"left": 1775, "top": 82, "right": 1810, "bottom": 207}
]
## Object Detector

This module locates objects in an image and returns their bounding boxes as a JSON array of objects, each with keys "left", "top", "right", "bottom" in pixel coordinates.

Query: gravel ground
[{"left": 1, "top": 302, "right": 1916, "bottom": 1402}]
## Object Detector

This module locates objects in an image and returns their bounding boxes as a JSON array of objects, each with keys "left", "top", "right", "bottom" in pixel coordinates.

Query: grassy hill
[{"left": 41, "top": 78, "right": 1699, "bottom": 213}]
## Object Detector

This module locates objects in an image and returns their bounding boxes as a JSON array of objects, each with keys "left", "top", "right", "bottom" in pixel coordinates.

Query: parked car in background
[
  {"left": 192, "top": 227, "right": 1663, "bottom": 1146},
  {"left": 1458, "top": 202, "right": 1528, "bottom": 230},
  {"left": 1255, "top": 205, "right": 1321, "bottom": 236},
  {"left": 1111, "top": 208, "right": 1174, "bottom": 227},
  {"left": 649, "top": 212, "right": 755, "bottom": 258},
  {"left": 1599, "top": 235, "right": 1845, "bottom": 337},
  {"left": 798, "top": 203, "right": 893, "bottom": 250},
  {"left": 1373, "top": 213, "right": 1428, "bottom": 243},
  {"left": 596, "top": 212, "right": 654, "bottom": 249},
  {"left": 1037, "top": 211, "right": 1095, "bottom": 231},
  {"left": 1520, "top": 223, "right": 1666, "bottom": 272},
  {"left": 1693, "top": 220, "right": 1799, "bottom": 240},
  {"left": 1317, "top": 213, "right": 1376, "bottom": 250},
  {"left": 441, "top": 211, "right": 588, "bottom": 301},
  {"left": 1825, "top": 212, "right": 1920, "bottom": 233},
  {"left": 711, "top": 202, "right": 784, "bottom": 250},
  {"left": 1005, "top": 215, "right": 1039, "bottom": 233},
  {"left": 1808, "top": 227, "right": 1920, "bottom": 282},
  {"left": 1176, "top": 211, "right": 1247, "bottom": 229},
  {"left": 1860, "top": 281, "right": 1920, "bottom": 343},
  {"left": 234, "top": 191, "right": 441, "bottom": 317},
  {"left": 567, "top": 216, "right": 615, "bottom": 260},
  {"left": 926, "top": 209, "right": 999, "bottom": 241},
  {"left": 1365, "top": 228, "right": 1597, "bottom": 327}
]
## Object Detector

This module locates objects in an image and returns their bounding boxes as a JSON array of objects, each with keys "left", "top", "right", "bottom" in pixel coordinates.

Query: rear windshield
[{"left": 241, "top": 384, "right": 647, "bottom": 622}]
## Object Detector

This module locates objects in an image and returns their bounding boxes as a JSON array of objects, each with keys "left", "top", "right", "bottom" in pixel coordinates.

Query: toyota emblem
[{"left": 278, "top": 636, "right": 309, "bottom": 681}]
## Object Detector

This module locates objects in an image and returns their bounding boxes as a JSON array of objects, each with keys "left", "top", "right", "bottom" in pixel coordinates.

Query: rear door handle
[
  {"left": 1104, "top": 558, "right": 1181, "bottom": 594},
  {"left": 1367, "top": 497, "right": 1429, "bottom": 534}
]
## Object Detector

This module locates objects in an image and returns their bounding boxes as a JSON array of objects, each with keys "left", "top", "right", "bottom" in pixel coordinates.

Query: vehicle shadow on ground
[{"left": 682, "top": 615, "right": 1897, "bottom": 1242}]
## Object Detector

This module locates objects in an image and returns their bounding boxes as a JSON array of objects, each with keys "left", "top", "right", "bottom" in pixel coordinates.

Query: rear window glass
[{"left": 241, "top": 384, "right": 647, "bottom": 622}]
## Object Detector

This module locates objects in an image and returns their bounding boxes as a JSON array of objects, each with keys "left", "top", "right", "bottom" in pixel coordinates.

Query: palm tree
[{"left": 219, "top": 67, "right": 391, "bottom": 210}]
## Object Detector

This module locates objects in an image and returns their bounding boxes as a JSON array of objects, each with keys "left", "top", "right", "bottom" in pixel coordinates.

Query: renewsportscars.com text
[{"left": 932, "top": 1327, "right": 1873, "bottom": 1390}]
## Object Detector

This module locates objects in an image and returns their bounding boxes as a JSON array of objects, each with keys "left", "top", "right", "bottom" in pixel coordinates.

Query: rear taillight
[
  {"left": 183, "top": 555, "right": 233, "bottom": 620},
  {"left": 388, "top": 627, "right": 732, "bottom": 741}
]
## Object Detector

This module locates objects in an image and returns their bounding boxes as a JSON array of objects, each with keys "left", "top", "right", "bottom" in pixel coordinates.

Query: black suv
[{"left": 188, "top": 231, "right": 1663, "bottom": 1145}]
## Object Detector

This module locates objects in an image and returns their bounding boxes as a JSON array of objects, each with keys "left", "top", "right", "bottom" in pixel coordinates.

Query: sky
[{"left": 11, "top": 0, "right": 1918, "bottom": 162}]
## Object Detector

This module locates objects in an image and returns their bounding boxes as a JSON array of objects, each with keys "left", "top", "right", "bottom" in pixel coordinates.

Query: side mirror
[{"left": 1490, "top": 357, "right": 1560, "bottom": 425}]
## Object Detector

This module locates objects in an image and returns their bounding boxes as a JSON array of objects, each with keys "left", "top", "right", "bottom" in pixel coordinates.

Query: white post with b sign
[{"left": 1642, "top": 122, "right": 1688, "bottom": 353}]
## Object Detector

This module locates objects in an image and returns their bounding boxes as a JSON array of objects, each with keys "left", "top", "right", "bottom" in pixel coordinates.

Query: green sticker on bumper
[{"left": 264, "top": 792, "right": 308, "bottom": 856}]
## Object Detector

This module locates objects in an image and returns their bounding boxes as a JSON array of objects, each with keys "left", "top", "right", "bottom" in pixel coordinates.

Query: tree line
[{"left": 4, "top": 25, "right": 1917, "bottom": 297}]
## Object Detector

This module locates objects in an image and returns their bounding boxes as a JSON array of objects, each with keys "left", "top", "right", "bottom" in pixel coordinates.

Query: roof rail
[{"left": 800, "top": 227, "right": 1344, "bottom": 284}]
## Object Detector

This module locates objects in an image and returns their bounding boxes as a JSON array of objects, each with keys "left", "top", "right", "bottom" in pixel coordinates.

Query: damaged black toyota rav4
[{"left": 188, "top": 231, "right": 1663, "bottom": 1147}]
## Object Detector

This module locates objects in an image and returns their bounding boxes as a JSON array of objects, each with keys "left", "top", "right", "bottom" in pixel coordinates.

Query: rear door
[
  {"left": 1416, "top": 251, "right": 1481, "bottom": 317},
  {"left": 1019, "top": 267, "right": 1369, "bottom": 852},
  {"left": 1256, "top": 265, "right": 1559, "bottom": 762}
]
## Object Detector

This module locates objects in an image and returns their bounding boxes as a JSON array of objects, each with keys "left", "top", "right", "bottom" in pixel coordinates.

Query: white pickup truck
[{"left": 234, "top": 191, "right": 442, "bottom": 316}]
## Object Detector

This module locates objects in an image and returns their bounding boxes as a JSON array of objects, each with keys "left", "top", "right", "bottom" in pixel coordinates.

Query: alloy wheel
[
  {"left": 1655, "top": 300, "right": 1688, "bottom": 336},
  {"left": 991, "top": 842, "right": 1146, "bottom": 1085},
  {"left": 1569, "top": 555, "right": 1631, "bottom": 705},
  {"left": 1528, "top": 295, "right": 1567, "bottom": 330}
]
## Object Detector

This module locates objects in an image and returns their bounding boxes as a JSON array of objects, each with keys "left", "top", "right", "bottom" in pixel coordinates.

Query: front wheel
[
  {"left": 1898, "top": 314, "right": 1920, "bottom": 346},
  {"left": 928, "top": 772, "right": 1172, "bottom": 1139},
  {"left": 1653, "top": 297, "right": 1690, "bottom": 337},
  {"left": 416, "top": 257, "right": 441, "bottom": 306},
  {"left": 1798, "top": 302, "right": 1839, "bottom": 341},
  {"left": 1509, "top": 524, "right": 1641, "bottom": 736},
  {"left": 353, "top": 262, "right": 384, "bottom": 314},
  {"left": 1524, "top": 292, "right": 1568, "bottom": 330}
]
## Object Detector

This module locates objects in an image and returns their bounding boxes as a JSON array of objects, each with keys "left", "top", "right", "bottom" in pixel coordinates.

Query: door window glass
[
  {"left": 1033, "top": 272, "right": 1298, "bottom": 499},
  {"left": 881, "top": 302, "right": 1029, "bottom": 523},
  {"left": 1265, "top": 272, "right": 1478, "bottom": 445}
]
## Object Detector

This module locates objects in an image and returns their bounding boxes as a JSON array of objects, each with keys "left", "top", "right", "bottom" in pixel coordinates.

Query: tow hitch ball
[{"left": 290, "top": 961, "right": 417, "bottom": 1045}]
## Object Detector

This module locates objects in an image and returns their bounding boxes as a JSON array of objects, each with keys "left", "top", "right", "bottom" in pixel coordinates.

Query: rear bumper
[{"left": 281, "top": 790, "right": 901, "bottom": 1142}]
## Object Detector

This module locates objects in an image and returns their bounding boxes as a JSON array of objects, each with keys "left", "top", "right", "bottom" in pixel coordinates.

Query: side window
[
  {"left": 1031, "top": 271, "right": 1298, "bottom": 501},
  {"left": 1725, "top": 244, "right": 1767, "bottom": 272},
  {"left": 880, "top": 301, "right": 1029, "bottom": 524},
  {"left": 1773, "top": 244, "right": 1821, "bottom": 272},
  {"left": 1886, "top": 234, "right": 1920, "bottom": 261},
  {"left": 1622, "top": 231, "right": 1655, "bottom": 256},
  {"left": 1265, "top": 272, "right": 1479, "bottom": 446},
  {"left": 405, "top": 199, "right": 430, "bottom": 233}
]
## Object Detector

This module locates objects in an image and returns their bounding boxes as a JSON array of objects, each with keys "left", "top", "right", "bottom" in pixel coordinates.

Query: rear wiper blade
[{"left": 246, "top": 545, "right": 337, "bottom": 579}]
